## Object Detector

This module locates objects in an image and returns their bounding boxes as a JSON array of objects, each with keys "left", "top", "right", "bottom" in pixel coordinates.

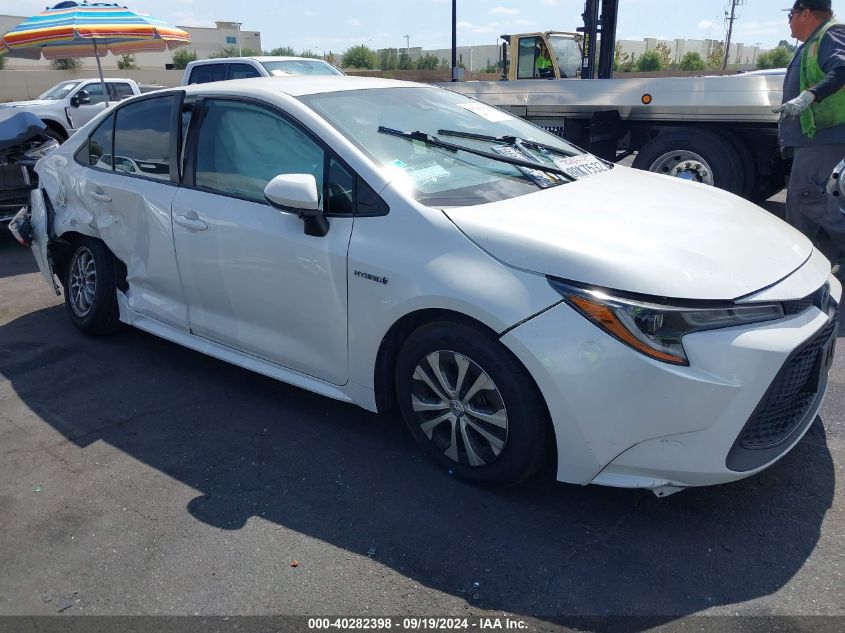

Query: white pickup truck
[{"left": 0, "top": 78, "right": 143, "bottom": 142}]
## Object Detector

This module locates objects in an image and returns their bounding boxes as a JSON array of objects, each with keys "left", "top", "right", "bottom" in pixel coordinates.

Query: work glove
[{"left": 773, "top": 90, "right": 816, "bottom": 119}]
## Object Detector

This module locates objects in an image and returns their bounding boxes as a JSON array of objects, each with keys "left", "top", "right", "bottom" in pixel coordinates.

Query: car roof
[
  {"left": 180, "top": 75, "right": 422, "bottom": 98},
  {"left": 188, "top": 56, "right": 329, "bottom": 65}
]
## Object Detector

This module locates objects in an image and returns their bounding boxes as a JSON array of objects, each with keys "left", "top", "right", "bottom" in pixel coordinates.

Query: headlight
[{"left": 549, "top": 279, "right": 784, "bottom": 366}]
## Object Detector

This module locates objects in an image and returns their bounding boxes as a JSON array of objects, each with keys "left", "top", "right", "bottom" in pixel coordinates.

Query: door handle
[
  {"left": 90, "top": 190, "right": 111, "bottom": 203},
  {"left": 174, "top": 214, "right": 209, "bottom": 232}
]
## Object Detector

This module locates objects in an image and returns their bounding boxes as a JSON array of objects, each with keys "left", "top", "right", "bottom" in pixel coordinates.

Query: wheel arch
[
  {"left": 40, "top": 118, "right": 69, "bottom": 141},
  {"left": 372, "top": 308, "right": 555, "bottom": 441},
  {"left": 51, "top": 230, "right": 127, "bottom": 292}
]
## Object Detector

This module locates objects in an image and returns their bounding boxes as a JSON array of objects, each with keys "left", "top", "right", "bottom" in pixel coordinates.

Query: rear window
[
  {"left": 260, "top": 60, "right": 343, "bottom": 76},
  {"left": 189, "top": 64, "right": 226, "bottom": 84},
  {"left": 228, "top": 63, "right": 262, "bottom": 79},
  {"left": 110, "top": 82, "right": 135, "bottom": 100}
]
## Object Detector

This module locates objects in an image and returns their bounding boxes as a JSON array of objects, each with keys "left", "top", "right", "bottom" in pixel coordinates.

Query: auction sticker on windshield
[
  {"left": 553, "top": 154, "right": 611, "bottom": 180},
  {"left": 457, "top": 101, "right": 513, "bottom": 123}
]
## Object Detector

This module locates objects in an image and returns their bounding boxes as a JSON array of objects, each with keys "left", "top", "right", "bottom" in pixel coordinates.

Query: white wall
[{"left": 0, "top": 69, "right": 184, "bottom": 102}]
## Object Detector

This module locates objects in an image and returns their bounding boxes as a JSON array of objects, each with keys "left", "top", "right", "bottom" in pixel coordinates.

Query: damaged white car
[{"left": 13, "top": 77, "right": 841, "bottom": 495}]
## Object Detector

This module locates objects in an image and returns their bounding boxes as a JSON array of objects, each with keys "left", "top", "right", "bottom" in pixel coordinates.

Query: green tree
[
  {"left": 209, "top": 46, "right": 261, "bottom": 58},
  {"left": 50, "top": 58, "right": 82, "bottom": 71},
  {"left": 777, "top": 39, "right": 797, "bottom": 54},
  {"left": 171, "top": 48, "right": 198, "bottom": 70},
  {"left": 298, "top": 49, "right": 322, "bottom": 59},
  {"left": 267, "top": 46, "right": 296, "bottom": 56},
  {"left": 440, "top": 57, "right": 449, "bottom": 70},
  {"left": 415, "top": 53, "right": 440, "bottom": 70},
  {"left": 635, "top": 49, "right": 663, "bottom": 72},
  {"left": 342, "top": 44, "right": 377, "bottom": 69},
  {"left": 379, "top": 48, "right": 398, "bottom": 70},
  {"left": 655, "top": 42, "right": 673, "bottom": 70},
  {"left": 398, "top": 51, "right": 414, "bottom": 70},
  {"left": 678, "top": 51, "right": 706, "bottom": 71},
  {"left": 756, "top": 47, "right": 792, "bottom": 70},
  {"left": 117, "top": 53, "right": 137, "bottom": 70},
  {"left": 0, "top": 56, "right": 6, "bottom": 70},
  {"left": 707, "top": 41, "right": 724, "bottom": 70}
]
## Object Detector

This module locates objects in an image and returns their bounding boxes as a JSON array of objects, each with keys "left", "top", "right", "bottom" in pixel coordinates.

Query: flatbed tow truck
[{"left": 442, "top": 0, "right": 787, "bottom": 201}]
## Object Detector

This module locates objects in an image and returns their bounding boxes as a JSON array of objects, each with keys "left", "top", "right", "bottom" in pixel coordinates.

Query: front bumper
[{"left": 501, "top": 271, "right": 840, "bottom": 492}]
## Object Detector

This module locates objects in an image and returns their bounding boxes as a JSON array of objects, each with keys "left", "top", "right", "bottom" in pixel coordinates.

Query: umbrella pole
[{"left": 93, "top": 39, "right": 109, "bottom": 106}]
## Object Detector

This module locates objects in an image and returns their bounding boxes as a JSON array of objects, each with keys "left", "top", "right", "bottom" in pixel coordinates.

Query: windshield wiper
[
  {"left": 436, "top": 128, "right": 581, "bottom": 158},
  {"left": 437, "top": 129, "right": 613, "bottom": 168},
  {"left": 377, "top": 126, "right": 575, "bottom": 182}
]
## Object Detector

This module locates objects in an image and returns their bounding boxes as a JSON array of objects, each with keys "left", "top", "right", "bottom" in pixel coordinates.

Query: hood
[
  {"left": 1, "top": 100, "right": 55, "bottom": 109},
  {"left": 442, "top": 166, "right": 812, "bottom": 300}
]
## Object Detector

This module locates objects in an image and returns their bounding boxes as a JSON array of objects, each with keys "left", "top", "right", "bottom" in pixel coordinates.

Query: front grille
[
  {"left": 783, "top": 283, "right": 832, "bottom": 316},
  {"left": 738, "top": 317, "right": 836, "bottom": 449}
]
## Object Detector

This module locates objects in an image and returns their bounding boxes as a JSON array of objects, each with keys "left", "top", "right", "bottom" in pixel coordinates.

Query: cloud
[
  {"left": 542, "top": 0, "right": 560, "bottom": 5},
  {"left": 698, "top": 20, "right": 714, "bottom": 30},
  {"left": 347, "top": 18, "right": 361, "bottom": 27},
  {"left": 490, "top": 7, "right": 519, "bottom": 15}
]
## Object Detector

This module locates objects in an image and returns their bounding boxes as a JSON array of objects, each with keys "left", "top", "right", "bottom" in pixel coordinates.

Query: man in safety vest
[
  {"left": 535, "top": 42, "right": 554, "bottom": 78},
  {"left": 776, "top": 0, "right": 845, "bottom": 271}
]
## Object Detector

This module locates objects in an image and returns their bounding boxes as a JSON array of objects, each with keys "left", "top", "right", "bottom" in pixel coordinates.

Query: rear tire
[
  {"left": 63, "top": 237, "right": 122, "bottom": 335},
  {"left": 633, "top": 128, "right": 746, "bottom": 196},
  {"left": 395, "top": 321, "right": 552, "bottom": 487}
]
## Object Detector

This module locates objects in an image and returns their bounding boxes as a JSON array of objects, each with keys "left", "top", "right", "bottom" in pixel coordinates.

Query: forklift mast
[{"left": 577, "top": 0, "right": 619, "bottom": 79}]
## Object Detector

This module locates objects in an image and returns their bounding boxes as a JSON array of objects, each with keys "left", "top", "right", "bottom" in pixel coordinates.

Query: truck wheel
[
  {"left": 395, "top": 321, "right": 552, "bottom": 487},
  {"left": 633, "top": 129, "right": 746, "bottom": 196},
  {"left": 63, "top": 237, "right": 122, "bottom": 336}
]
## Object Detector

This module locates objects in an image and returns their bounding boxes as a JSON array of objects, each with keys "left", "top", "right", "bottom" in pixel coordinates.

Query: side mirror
[
  {"left": 264, "top": 174, "right": 329, "bottom": 237},
  {"left": 77, "top": 90, "right": 91, "bottom": 105}
]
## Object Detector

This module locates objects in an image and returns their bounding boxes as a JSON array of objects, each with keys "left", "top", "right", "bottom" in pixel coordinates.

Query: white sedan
[{"left": 19, "top": 76, "right": 840, "bottom": 496}]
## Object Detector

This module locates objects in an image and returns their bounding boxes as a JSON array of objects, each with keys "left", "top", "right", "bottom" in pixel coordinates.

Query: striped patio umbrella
[{"left": 0, "top": 1, "right": 190, "bottom": 103}]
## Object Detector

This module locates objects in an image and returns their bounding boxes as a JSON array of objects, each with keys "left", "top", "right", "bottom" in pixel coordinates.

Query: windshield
[
  {"left": 549, "top": 36, "right": 582, "bottom": 79},
  {"left": 38, "top": 81, "right": 83, "bottom": 100},
  {"left": 261, "top": 60, "right": 343, "bottom": 76},
  {"left": 299, "top": 86, "right": 584, "bottom": 206}
]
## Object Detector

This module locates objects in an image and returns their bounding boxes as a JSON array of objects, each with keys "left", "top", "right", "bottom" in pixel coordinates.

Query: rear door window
[
  {"left": 228, "top": 63, "right": 262, "bottom": 80},
  {"left": 110, "top": 82, "right": 135, "bottom": 100},
  {"left": 113, "top": 95, "right": 174, "bottom": 182},
  {"left": 188, "top": 64, "right": 226, "bottom": 85}
]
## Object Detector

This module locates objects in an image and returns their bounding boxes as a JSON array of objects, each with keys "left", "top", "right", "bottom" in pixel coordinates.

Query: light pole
[
  {"left": 404, "top": 34, "right": 410, "bottom": 55},
  {"left": 236, "top": 22, "right": 242, "bottom": 57},
  {"left": 451, "top": 0, "right": 457, "bottom": 81}
]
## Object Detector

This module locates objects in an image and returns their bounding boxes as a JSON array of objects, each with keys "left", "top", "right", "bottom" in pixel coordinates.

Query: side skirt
[{"left": 116, "top": 292, "right": 357, "bottom": 406}]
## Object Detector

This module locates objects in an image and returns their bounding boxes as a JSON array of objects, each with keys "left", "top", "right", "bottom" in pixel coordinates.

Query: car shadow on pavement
[
  {"left": 0, "top": 228, "right": 39, "bottom": 279},
  {"left": 0, "top": 305, "right": 836, "bottom": 627}
]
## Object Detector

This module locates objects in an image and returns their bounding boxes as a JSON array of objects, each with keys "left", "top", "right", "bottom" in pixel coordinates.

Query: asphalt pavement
[{"left": 0, "top": 192, "right": 842, "bottom": 632}]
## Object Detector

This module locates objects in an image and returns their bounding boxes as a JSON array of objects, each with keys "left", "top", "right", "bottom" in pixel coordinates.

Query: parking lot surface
[{"left": 0, "top": 194, "right": 843, "bottom": 630}]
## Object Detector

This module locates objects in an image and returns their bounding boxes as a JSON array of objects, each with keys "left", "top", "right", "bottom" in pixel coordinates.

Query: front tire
[
  {"left": 395, "top": 321, "right": 552, "bottom": 487},
  {"left": 63, "top": 237, "right": 122, "bottom": 335}
]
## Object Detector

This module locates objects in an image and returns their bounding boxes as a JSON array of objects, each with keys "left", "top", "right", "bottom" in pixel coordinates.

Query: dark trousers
[{"left": 786, "top": 144, "right": 845, "bottom": 264}]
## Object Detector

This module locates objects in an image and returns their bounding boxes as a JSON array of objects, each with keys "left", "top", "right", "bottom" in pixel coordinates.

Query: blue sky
[{"left": 4, "top": 1, "right": 799, "bottom": 53}]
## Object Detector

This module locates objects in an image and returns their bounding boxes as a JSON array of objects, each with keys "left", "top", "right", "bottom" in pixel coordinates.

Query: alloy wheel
[
  {"left": 410, "top": 350, "right": 509, "bottom": 467},
  {"left": 69, "top": 246, "right": 96, "bottom": 317}
]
